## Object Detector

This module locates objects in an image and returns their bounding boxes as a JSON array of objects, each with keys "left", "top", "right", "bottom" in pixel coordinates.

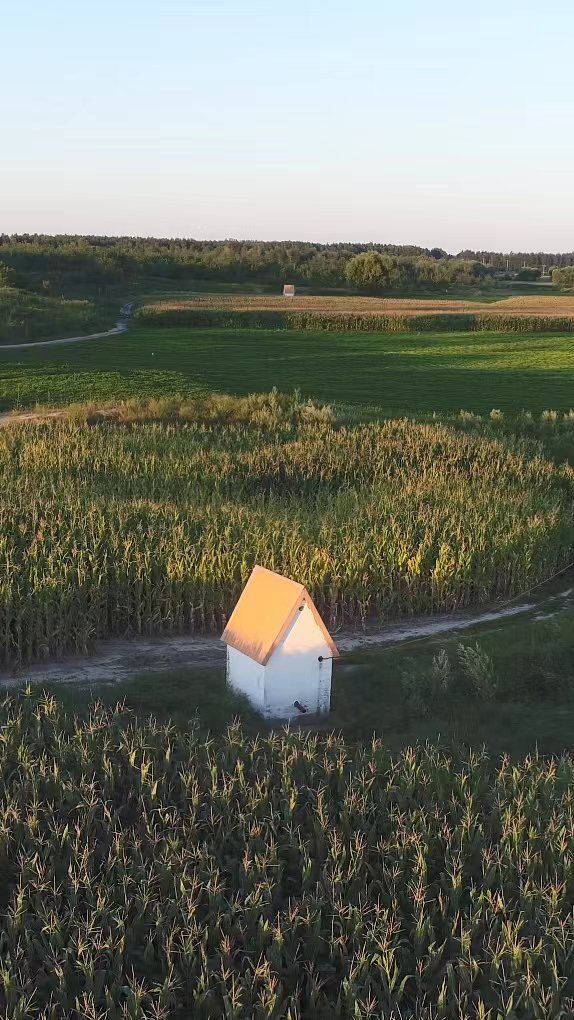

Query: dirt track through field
[{"left": 1, "top": 583, "right": 572, "bottom": 691}]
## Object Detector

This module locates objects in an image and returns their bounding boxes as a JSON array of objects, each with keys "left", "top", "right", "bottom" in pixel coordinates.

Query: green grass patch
[
  {"left": 2, "top": 325, "right": 574, "bottom": 418},
  {"left": 50, "top": 667, "right": 262, "bottom": 734},
  {"left": 330, "top": 605, "right": 574, "bottom": 756},
  {"left": 0, "top": 287, "right": 120, "bottom": 344}
]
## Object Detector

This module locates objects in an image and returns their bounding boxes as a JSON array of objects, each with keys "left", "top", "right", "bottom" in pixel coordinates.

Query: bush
[
  {"left": 401, "top": 643, "right": 499, "bottom": 716},
  {"left": 553, "top": 266, "right": 574, "bottom": 289},
  {"left": 457, "top": 642, "right": 498, "bottom": 700},
  {"left": 458, "top": 409, "right": 483, "bottom": 427},
  {"left": 400, "top": 649, "right": 453, "bottom": 717},
  {"left": 516, "top": 267, "right": 541, "bottom": 281}
]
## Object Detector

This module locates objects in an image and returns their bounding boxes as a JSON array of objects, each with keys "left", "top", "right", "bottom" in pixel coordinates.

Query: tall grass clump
[
  {"left": 0, "top": 691, "right": 573, "bottom": 1017},
  {"left": 0, "top": 401, "right": 574, "bottom": 663},
  {"left": 52, "top": 390, "right": 336, "bottom": 428}
]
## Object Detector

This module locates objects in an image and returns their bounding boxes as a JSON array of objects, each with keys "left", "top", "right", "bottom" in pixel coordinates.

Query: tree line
[
  {"left": 1, "top": 234, "right": 573, "bottom": 293},
  {"left": 460, "top": 250, "right": 574, "bottom": 271}
]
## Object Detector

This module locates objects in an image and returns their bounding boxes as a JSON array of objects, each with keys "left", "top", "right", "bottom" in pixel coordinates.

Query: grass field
[
  {"left": 3, "top": 293, "right": 574, "bottom": 1020},
  {"left": 0, "top": 286, "right": 119, "bottom": 344},
  {"left": 2, "top": 325, "right": 574, "bottom": 418}
]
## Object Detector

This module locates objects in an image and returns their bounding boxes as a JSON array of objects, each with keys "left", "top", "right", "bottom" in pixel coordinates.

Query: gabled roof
[{"left": 221, "top": 565, "right": 339, "bottom": 666}]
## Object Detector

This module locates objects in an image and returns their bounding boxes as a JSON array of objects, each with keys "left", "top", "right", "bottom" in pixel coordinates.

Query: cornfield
[
  {"left": 136, "top": 294, "right": 574, "bottom": 333},
  {"left": 1, "top": 692, "right": 573, "bottom": 1018},
  {"left": 1, "top": 399, "right": 574, "bottom": 664}
]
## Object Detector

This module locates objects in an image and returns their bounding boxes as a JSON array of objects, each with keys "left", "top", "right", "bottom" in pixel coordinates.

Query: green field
[
  {"left": 3, "top": 319, "right": 574, "bottom": 758},
  {"left": 1, "top": 328, "right": 574, "bottom": 420},
  {"left": 3, "top": 292, "right": 574, "bottom": 1017},
  {"left": 0, "top": 286, "right": 119, "bottom": 345},
  {"left": 5, "top": 409, "right": 573, "bottom": 664},
  {"left": 2, "top": 325, "right": 574, "bottom": 417}
]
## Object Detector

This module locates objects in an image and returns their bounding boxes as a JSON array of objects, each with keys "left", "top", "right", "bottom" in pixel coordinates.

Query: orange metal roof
[{"left": 221, "top": 565, "right": 339, "bottom": 666}]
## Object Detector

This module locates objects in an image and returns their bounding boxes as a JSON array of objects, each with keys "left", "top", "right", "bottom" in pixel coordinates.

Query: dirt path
[
  {"left": 0, "top": 407, "right": 121, "bottom": 428},
  {"left": 1, "top": 583, "right": 572, "bottom": 691},
  {"left": 0, "top": 304, "right": 133, "bottom": 353}
]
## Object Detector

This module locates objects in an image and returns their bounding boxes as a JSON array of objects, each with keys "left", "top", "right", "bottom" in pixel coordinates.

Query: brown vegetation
[{"left": 140, "top": 292, "right": 574, "bottom": 317}]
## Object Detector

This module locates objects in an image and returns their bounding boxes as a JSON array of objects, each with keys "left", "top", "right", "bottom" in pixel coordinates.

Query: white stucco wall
[
  {"left": 262, "top": 603, "right": 333, "bottom": 719},
  {"left": 227, "top": 646, "right": 265, "bottom": 711}
]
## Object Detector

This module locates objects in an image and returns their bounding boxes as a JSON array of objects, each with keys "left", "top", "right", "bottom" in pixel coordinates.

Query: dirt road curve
[{"left": 0, "top": 304, "right": 133, "bottom": 352}]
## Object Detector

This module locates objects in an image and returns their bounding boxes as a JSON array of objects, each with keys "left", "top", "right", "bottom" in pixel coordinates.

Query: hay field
[{"left": 141, "top": 292, "right": 574, "bottom": 318}]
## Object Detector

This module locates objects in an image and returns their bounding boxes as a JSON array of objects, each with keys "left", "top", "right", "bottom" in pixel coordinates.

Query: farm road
[{"left": 1, "top": 583, "right": 572, "bottom": 691}]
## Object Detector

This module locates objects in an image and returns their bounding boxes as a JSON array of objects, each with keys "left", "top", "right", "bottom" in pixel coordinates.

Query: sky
[{"left": 2, "top": 0, "right": 574, "bottom": 252}]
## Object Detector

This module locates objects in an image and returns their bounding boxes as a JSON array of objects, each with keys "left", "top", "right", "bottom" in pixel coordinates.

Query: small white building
[{"left": 221, "top": 565, "right": 339, "bottom": 719}]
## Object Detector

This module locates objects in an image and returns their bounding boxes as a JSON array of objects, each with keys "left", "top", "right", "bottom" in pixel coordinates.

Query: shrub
[
  {"left": 429, "top": 647, "right": 453, "bottom": 694},
  {"left": 457, "top": 642, "right": 498, "bottom": 700},
  {"left": 458, "top": 409, "right": 482, "bottom": 426},
  {"left": 399, "top": 665, "right": 430, "bottom": 716}
]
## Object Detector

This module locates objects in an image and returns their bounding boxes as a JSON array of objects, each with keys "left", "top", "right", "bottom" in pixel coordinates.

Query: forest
[{"left": 2, "top": 234, "right": 574, "bottom": 294}]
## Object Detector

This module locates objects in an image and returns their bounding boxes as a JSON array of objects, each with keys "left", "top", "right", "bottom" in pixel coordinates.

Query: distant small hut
[
  {"left": 283, "top": 284, "right": 295, "bottom": 298},
  {"left": 221, "top": 565, "right": 339, "bottom": 719}
]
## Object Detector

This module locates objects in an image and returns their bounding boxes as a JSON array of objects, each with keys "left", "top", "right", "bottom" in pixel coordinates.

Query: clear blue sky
[{"left": 2, "top": 0, "right": 573, "bottom": 251}]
